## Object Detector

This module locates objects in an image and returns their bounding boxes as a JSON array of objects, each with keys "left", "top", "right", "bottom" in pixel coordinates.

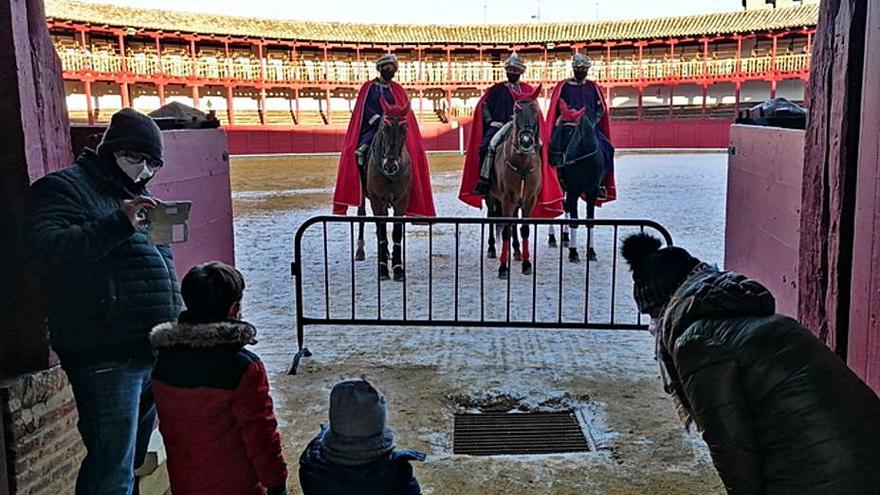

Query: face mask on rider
[
  {"left": 506, "top": 71, "right": 521, "bottom": 84},
  {"left": 115, "top": 151, "right": 161, "bottom": 184},
  {"left": 573, "top": 68, "right": 589, "bottom": 81},
  {"left": 379, "top": 65, "right": 397, "bottom": 82}
]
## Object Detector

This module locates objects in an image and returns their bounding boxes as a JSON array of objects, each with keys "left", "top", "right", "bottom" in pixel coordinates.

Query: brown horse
[
  {"left": 488, "top": 84, "right": 543, "bottom": 279},
  {"left": 355, "top": 99, "right": 412, "bottom": 281}
]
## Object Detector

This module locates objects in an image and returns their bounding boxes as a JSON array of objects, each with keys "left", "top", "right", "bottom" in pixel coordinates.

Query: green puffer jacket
[
  {"left": 659, "top": 269, "right": 880, "bottom": 495},
  {"left": 24, "top": 150, "right": 181, "bottom": 368}
]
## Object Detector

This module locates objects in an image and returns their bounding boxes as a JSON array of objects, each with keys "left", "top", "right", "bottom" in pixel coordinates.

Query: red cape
[
  {"left": 543, "top": 79, "right": 617, "bottom": 205},
  {"left": 458, "top": 83, "right": 564, "bottom": 218},
  {"left": 332, "top": 80, "right": 436, "bottom": 217}
]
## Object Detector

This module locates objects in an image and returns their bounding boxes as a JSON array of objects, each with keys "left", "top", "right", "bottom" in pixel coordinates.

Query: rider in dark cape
[
  {"left": 333, "top": 53, "right": 435, "bottom": 217},
  {"left": 542, "top": 53, "right": 617, "bottom": 205},
  {"left": 459, "top": 54, "right": 563, "bottom": 218}
]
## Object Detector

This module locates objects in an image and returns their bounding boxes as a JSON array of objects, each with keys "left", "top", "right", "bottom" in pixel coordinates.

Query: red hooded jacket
[{"left": 150, "top": 317, "right": 287, "bottom": 495}]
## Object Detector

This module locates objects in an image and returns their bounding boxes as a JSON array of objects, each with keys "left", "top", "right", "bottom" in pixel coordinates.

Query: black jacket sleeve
[
  {"left": 675, "top": 330, "right": 764, "bottom": 495},
  {"left": 24, "top": 174, "right": 135, "bottom": 276}
]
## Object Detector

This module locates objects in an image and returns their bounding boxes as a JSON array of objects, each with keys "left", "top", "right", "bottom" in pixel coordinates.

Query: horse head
[
  {"left": 512, "top": 83, "right": 542, "bottom": 154},
  {"left": 377, "top": 99, "right": 410, "bottom": 177}
]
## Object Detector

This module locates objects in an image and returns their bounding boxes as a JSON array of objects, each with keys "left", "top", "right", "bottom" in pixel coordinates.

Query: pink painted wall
[
  {"left": 148, "top": 129, "right": 235, "bottom": 277},
  {"left": 848, "top": 0, "right": 880, "bottom": 393},
  {"left": 225, "top": 118, "right": 733, "bottom": 155},
  {"left": 725, "top": 124, "right": 805, "bottom": 318}
]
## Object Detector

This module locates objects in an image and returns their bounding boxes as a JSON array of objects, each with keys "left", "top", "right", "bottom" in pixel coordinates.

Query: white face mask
[
  {"left": 648, "top": 317, "right": 661, "bottom": 337},
  {"left": 115, "top": 152, "right": 157, "bottom": 183}
]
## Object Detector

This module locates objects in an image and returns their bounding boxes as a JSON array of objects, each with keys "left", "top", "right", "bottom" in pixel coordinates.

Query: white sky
[{"left": 86, "top": 0, "right": 745, "bottom": 24}]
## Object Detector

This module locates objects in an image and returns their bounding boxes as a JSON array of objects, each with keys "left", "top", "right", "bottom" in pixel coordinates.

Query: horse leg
[
  {"left": 568, "top": 202, "right": 581, "bottom": 264},
  {"left": 587, "top": 200, "right": 597, "bottom": 261},
  {"left": 487, "top": 200, "right": 497, "bottom": 259},
  {"left": 561, "top": 211, "right": 571, "bottom": 248},
  {"left": 373, "top": 205, "right": 390, "bottom": 281},
  {"left": 498, "top": 200, "right": 514, "bottom": 279},
  {"left": 520, "top": 223, "right": 532, "bottom": 275},
  {"left": 548, "top": 224, "right": 557, "bottom": 248},
  {"left": 355, "top": 197, "right": 367, "bottom": 261},
  {"left": 499, "top": 222, "right": 510, "bottom": 279},
  {"left": 512, "top": 216, "right": 522, "bottom": 262},
  {"left": 392, "top": 221, "right": 404, "bottom": 282}
]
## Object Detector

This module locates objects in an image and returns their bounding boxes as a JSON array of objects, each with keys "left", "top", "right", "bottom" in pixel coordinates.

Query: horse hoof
[
  {"left": 393, "top": 268, "right": 405, "bottom": 282},
  {"left": 355, "top": 251, "right": 366, "bottom": 262},
  {"left": 498, "top": 265, "right": 509, "bottom": 280},
  {"left": 588, "top": 248, "right": 598, "bottom": 262},
  {"left": 561, "top": 233, "right": 571, "bottom": 249},
  {"left": 487, "top": 247, "right": 497, "bottom": 259},
  {"left": 514, "top": 252, "right": 523, "bottom": 262},
  {"left": 378, "top": 267, "right": 390, "bottom": 280},
  {"left": 522, "top": 261, "right": 533, "bottom": 275},
  {"left": 548, "top": 235, "right": 558, "bottom": 248},
  {"left": 569, "top": 249, "right": 581, "bottom": 264}
]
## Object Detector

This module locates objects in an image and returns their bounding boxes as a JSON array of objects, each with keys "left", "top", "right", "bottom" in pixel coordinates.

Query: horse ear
[
  {"left": 558, "top": 99, "right": 570, "bottom": 114},
  {"left": 530, "top": 83, "right": 543, "bottom": 101}
]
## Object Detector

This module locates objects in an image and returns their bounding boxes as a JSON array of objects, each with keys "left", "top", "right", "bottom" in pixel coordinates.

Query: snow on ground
[{"left": 231, "top": 152, "right": 727, "bottom": 494}]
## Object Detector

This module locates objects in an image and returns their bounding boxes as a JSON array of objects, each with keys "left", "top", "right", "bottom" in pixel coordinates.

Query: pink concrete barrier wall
[
  {"left": 725, "top": 124, "right": 805, "bottom": 318},
  {"left": 148, "top": 129, "right": 235, "bottom": 277}
]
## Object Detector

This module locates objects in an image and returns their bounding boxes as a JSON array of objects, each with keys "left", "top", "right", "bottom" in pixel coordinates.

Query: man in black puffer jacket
[
  {"left": 24, "top": 108, "right": 181, "bottom": 495},
  {"left": 622, "top": 233, "right": 880, "bottom": 495}
]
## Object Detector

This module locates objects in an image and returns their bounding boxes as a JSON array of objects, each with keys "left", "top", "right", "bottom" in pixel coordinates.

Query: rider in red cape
[
  {"left": 459, "top": 54, "right": 563, "bottom": 218},
  {"left": 542, "top": 53, "right": 617, "bottom": 205},
  {"left": 333, "top": 54, "right": 435, "bottom": 217}
]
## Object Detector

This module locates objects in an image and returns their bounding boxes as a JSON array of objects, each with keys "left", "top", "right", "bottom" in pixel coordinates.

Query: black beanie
[
  {"left": 621, "top": 233, "right": 701, "bottom": 315},
  {"left": 97, "top": 108, "right": 164, "bottom": 160}
]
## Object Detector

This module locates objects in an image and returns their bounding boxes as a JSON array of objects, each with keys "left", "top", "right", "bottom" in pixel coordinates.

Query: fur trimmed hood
[{"left": 150, "top": 319, "right": 257, "bottom": 348}]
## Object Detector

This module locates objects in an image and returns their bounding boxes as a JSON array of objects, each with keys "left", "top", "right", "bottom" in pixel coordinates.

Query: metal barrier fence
[{"left": 289, "top": 215, "right": 673, "bottom": 373}]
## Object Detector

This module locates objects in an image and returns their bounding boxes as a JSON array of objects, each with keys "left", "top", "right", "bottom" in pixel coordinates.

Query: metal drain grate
[{"left": 453, "top": 411, "right": 590, "bottom": 455}]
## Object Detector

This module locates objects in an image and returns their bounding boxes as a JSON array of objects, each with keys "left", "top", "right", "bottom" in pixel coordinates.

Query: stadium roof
[{"left": 46, "top": 0, "right": 819, "bottom": 45}]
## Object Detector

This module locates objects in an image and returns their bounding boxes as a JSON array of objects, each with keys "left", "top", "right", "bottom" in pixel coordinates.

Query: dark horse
[
  {"left": 548, "top": 100, "right": 606, "bottom": 263},
  {"left": 354, "top": 99, "right": 412, "bottom": 281},
  {"left": 487, "top": 84, "right": 543, "bottom": 279}
]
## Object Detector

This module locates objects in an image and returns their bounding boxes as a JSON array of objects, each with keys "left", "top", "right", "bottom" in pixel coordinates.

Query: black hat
[
  {"left": 621, "top": 233, "right": 701, "bottom": 315},
  {"left": 97, "top": 108, "right": 164, "bottom": 160}
]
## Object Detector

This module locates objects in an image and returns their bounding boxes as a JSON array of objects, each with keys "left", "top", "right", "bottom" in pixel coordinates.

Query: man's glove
[{"left": 489, "top": 121, "right": 503, "bottom": 129}]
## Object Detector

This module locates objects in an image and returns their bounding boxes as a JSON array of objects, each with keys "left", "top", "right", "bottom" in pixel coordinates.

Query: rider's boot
[{"left": 475, "top": 149, "right": 495, "bottom": 195}]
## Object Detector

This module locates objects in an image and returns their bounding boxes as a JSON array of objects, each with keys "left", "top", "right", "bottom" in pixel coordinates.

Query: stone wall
[{"left": 0, "top": 368, "right": 81, "bottom": 495}]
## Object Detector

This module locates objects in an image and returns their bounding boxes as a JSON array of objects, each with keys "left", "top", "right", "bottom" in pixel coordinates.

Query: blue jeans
[{"left": 65, "top": 358, "right": 156, "bottom": 495}]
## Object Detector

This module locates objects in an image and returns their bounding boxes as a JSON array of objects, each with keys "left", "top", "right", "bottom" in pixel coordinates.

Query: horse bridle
[
  {"left": 375, "top": 115, "right": 408, "bottom": 178},
  {"left": 559, "top": 120, "right": 600, "bottom": 166}
]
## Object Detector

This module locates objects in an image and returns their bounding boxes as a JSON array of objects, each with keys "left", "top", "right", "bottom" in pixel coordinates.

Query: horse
[
  {"left": 354, "top": 99, "right": 412, "bottom": 282},
  {"left": 547, "top": 100, "right": 606, "bottom": 263},
  {"left": 487, "top": 84, "right": 544, "bottom": 279}
]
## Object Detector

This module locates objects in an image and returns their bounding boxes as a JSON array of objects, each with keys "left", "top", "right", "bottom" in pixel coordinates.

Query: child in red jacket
[{"left": 150, "top": 262, "right": 288, "bottom": 495}]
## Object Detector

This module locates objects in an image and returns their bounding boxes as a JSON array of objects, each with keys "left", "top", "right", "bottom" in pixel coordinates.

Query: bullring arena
[
  {"left": 14, "top": 0, "right": 880, "bottom": 494},
  {"left": 47, "top": 0, "right": 813, "bottom": 492}
]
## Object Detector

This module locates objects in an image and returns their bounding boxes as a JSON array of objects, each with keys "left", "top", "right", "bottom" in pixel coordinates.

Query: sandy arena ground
[{"left": 230, "top": 152, "right": 727, "bottom": 494}]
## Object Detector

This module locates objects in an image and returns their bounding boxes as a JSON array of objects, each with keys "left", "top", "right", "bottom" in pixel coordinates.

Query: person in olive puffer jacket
[
  {"left": 25, "top": 108, "right": 180, "bottom": 494},
  {"left": 622, "top": 233, "right": 880, "bottom": 495}
]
